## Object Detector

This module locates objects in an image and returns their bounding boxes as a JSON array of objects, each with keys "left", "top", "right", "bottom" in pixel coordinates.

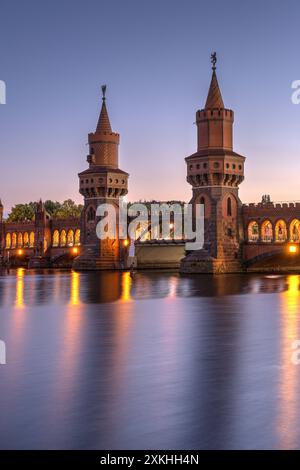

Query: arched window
[
  {"left": 52, "top": 230, "right": 59, "bottom": 247},
  {"left": 275, "top": 220, "right": 287, "bottom": 242},
  {"left": 67, "top": 229, "right": 74, "bottom": 246},
  {"left": 87, "top": 206, "right": 96, "bottom": 222},
  {"left": 248, "top": 221, "right": 259, "bottom": 242},
  {"left": 5, "top": 233, "right": 11, "bottom": 249},
  {"left": 261, "top": 220, "right": 273, "bottom": 242},
  {"left": 11, "top": 232, "right": 17, "bottom": 248},
  {"left": 60, "top": 229, "right": 67, "bottom": 247},
  {"left": 29, "top": 232, "right": 35, "bottom": 247},
  {"left": 227, "top": 197, "right": 232, "bottom": 216},
  {"left": 290, "top": 219, "right": 300, "bottom": 242},
  {"left": 17, "top": 232, "right": 23, "bottom": 247},
  {"left": 74, "top": 229, "right": 81, "bottom": 246},
  {"left": 23, "top": 232, "right": 29, "bottom": 247}
]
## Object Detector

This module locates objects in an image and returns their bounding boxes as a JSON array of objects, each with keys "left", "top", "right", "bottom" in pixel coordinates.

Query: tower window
[
  {"left": 203, "top": 163, "right": 207, "bottom": 169},
  {"left": 227, "top": 197, "right": 232, "bottom": 216},
  {"left": 232, "top": 164, "right": 236, "bottom": 169},
  {"left": 226, "top": 163, "right": 229, "bottom": 169},
  {"left": 213, "top": 162, "right": 219, "bottom": 169},
  {"left": 196, "top": 164, "right": 200, "bottom": 169},
  {"left": 238, "top": 165, "right": 242, "bottom": 170},
  {"left": 87, "top": 206, "right": 96, "bottom": 222},
  {"left": 189, "top": 164, "right": 193, "bottom": 170}
]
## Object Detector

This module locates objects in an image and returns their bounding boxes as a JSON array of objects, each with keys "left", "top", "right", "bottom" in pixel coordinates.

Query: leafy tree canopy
[{"left": 6, "top": 200, "right": 83, "bottom": 222}]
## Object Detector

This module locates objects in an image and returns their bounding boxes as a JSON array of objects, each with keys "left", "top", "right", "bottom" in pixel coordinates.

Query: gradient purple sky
[{"left": 0, "top": 0, "right": 300, "bottom": 211}]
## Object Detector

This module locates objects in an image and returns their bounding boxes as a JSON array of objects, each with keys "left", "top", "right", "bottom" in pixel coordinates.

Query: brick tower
[
  {"left": 73, "top": 86, "right": 129, "bottom": 270},
  {"left": 180, "top": 54, "right": 245, "bottom": 273}
]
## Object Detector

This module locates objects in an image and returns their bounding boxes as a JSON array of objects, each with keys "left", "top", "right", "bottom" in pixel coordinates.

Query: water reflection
[
  {"left": 0, "top": 270, "right": 300, "bottom": 308},
  {"left": 120, "top": 272, "right": 132, "bottom": 303},
  {"left": 2, "top": 270, "right": 300, "bottom": 449},
  {"left": 15, "top": 268, "right": 25, "bottom": 309},
  {"left": 69, "top": 270, "right": 81, "bottom": 306},
  {"left": 278, "top": 275, "right": 300, "bottom": 449}
]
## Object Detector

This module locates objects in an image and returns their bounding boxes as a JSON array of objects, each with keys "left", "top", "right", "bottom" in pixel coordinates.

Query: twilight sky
[{"left": 0, "top": 0, "right": 300, "bottom": 211}]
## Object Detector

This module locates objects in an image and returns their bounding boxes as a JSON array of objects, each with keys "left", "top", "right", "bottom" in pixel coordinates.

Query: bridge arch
[
  {"left": 23, "top": 232, "right": 29, "bottom": 247},
  {"left": 11, "top": 232, "right": 17, "bottom": 248},
  {"left": 52, "top": 229, "right": 59, "bottom": 247},
  {"left": 261, "top": 220, "right": 273, "bottom": 242},
  {"left": 29, "top": 231, "right": 35, "bottom": 247},
  {"left": 5, "top": 233, "right": 11, "bottom": 249},
  {"left": 290, "top": 219, "right": 300, "bottom": 242},
  {"left": 248, "top": 220, "right": 259, "bottom": 242},
  {"left": 67, "top": 229, "right": 74, "bottom": 246},
  {"left": 74, "top": 228, "right": 80, "bottom": 246},
  {"left": 17, "top": 232, "right": 23, "bottom": 247},
  {"left": 274, "top": 219, "right": 287, "bottom": 242},
  {"left": 60, "top": 229, "right": 67, "bottom": 247}
]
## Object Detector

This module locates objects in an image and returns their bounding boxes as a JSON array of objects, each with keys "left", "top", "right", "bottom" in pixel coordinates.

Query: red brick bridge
[
  {"left": 0, "top": 209, "right": 81, "bottom": 268},
  {"left": 242, "top": 201, "right": 300, "bottom": 270}
]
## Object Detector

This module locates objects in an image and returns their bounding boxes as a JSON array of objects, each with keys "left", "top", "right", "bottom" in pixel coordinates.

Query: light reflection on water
[
  {"left": 277, "top": 275, "right": 300, "bottom": 449},
  {"left": 0, "top": 269, "right": 300, "bottom": 449}
]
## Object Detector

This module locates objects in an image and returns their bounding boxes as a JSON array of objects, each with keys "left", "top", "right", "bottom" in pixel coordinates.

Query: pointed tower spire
[
  {"left": 96, "top": 84, "right": 112, "bottom": 133},
  {"left": 205, "top": 52, "right": 224, "bottom": 109}
]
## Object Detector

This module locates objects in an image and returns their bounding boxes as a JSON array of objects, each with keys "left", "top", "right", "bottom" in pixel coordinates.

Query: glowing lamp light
[
  {"left": 123, "top": 239, "right": 129, "bottom": 247},
  {"left": 17, "top": 249, "right": 23, "bottom": 255},
  {"left": 289, "top": 245, "right": 297, "bottom": 254},
  {"left": 72, "top": 247, "right": 79, "bottom": 255},
  {"left": 169, "top": 223, "right": 174, "bottom": 229}
]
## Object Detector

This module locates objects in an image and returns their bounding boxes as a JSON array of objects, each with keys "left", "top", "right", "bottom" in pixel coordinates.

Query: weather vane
[
  {"left": 101, "top": 84, "right": 107, "bottom": 101},
  {"left": 211, "top": 52, "right": 217, "bottom": 71}
]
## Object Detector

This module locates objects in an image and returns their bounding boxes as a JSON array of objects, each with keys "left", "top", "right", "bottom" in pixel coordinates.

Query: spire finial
[
  {"left": 211, "top": 51, "right": 217, "bottom": 71},
  {"left": 101, "top": 84, "right": 107, "bottom": 101}
]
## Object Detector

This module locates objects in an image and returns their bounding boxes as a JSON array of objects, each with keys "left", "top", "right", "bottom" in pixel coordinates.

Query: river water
[{"left": 0, "top": 269, "right": 300, "bottom": 449}]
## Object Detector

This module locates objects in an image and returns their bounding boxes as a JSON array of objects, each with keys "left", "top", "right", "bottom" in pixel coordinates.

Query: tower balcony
[
  {"left": 78, "top": 166, "right": 128, "bottom": 199},
  {"left": 185, "top": 149, "right": 245, "bottom": 188}
]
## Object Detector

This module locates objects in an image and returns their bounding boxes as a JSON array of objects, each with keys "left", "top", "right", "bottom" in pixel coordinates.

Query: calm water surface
[{"left": 0, "top": 269, "right": 300, "bottom": 449}]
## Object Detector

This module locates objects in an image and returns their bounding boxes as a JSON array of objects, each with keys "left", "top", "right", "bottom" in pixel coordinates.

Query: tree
[
  {"left": 6, "top": 202, "right": 36, "bottom": 222},
  {"left": 6, "top": 199, "right": 83, "bottom": 222},
  {"left": 44, "top": 200, "right": 61, "bottom": 216},
  {"left": 52, "top": 199, "right": 83, "bottom": 218}
]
